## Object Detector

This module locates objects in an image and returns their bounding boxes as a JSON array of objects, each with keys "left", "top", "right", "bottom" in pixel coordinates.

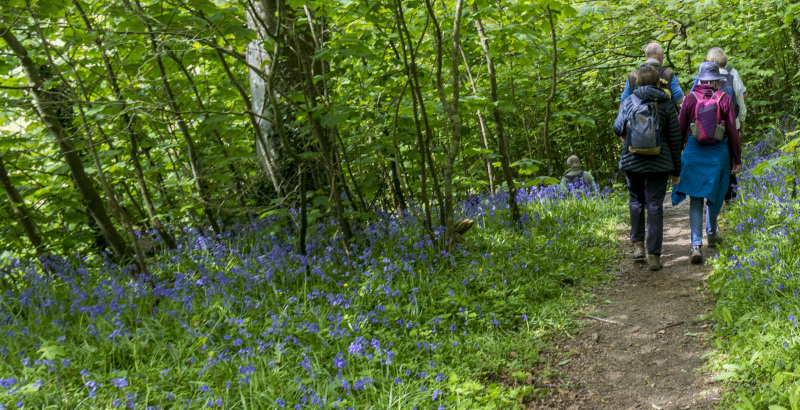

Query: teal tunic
[{"left": 671, "top": 136, "right": 731, "bottom": 215}]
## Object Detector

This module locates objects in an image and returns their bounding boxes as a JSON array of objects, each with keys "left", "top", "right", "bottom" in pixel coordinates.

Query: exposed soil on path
[{"left": 533, "top": 197, "right": 724, "bottom": 409}]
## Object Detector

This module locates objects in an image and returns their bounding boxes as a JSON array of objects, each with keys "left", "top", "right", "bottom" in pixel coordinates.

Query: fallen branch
[
  {"left": 583, "top": 315, "right": 622, "bottom": 325},
  {"left": 653, "top": 321, "right": 684, "bottom": 333}
]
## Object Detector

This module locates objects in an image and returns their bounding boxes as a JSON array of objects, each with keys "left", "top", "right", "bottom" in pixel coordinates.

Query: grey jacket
[
  {"left": 560, "top": 166, "right": 595, "bottom": 188},
  {"left": 613, "top": 86, "right": 682, "bottom": 175}
]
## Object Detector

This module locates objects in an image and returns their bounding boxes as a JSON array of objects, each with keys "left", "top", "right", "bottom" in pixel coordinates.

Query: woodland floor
[{"left": 533, "top": 196, "right": 725, "bottom": 409}]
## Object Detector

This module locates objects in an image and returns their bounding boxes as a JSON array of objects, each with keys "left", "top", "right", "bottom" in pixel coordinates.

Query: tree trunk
[
  {"left": 163, "top": 45, "right": 248, "bottom": 210},
  {"left": 473, "top": 4, "right": 520, "bottom": 221},
  {"left": 459, "top": 44, "right": 496, "bottom": 195},
  {"left": 396, "top": 0, "right": 445, "bottom": 226},
  {"left": 291, "top": 40, "right": 353, "bottom": 245},
  {"left": 424, "top": 0, "right": 466, "bottom": 239},
  {"left": 72, "top": 0, "right": 177, "bottom": 250},
  {"left": 78, "top": 106, "right": 149, "bottom": 273},
  {"left": 299, "top": 163, "right": 309, "bottom": 276},
  {"left": 791, "top": 8, "right": 800, "bottom": 61},
  {"left": 393, "top": 2, "right": 434, "bottom": 230},
  {"left": 245, "top": 0, "right": 285, "bottom": 196},
  {"left": 0, "top": 155, "right": 46, "bottom": 255},
  {"left": 130, "top": 0, "right": 222, "bottom": 235},
  {"left": 542, "top": 6, "right": 558, "bottom": 176},
  {"left": 680, "top": 24, "right": 691, "bottom": 74},
  {"left": 0, "top": 26, "right": 132, "bottom": 261},
  {"left": 508, "top": 63, "right": 535, "bottom": 159}
]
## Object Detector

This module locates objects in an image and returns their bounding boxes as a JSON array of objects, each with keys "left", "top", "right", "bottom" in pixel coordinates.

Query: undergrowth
[
  {"left": 708, "top": 121, "right": 800, "bottom": 409},
  {"left": 0, "top": 184, "right": 624, "bottom": 409}
]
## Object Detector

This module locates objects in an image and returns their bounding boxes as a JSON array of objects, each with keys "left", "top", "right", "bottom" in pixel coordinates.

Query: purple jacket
[{"left": 678, "top": 83, "right": 741, "bottom": 165}]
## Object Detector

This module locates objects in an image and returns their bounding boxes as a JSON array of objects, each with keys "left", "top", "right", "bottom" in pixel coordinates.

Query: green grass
[
  {"left": 706, "top": 163, "right": 800, "bottom": 409},
  {"left": 0, "top": 191, "right": 625, "bottom": 409}
]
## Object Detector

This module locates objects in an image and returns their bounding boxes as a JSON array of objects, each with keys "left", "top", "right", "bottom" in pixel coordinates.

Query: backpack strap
[
  {"left": 723, "top": 73, "right": 734, "bottom": 85},
  {"left": 692, "top": 90, "right": 704, "bottom": 120},
  {"left": 713, "top": 90, "right": 724, "bottom": 124},
  {"left": 654, "top": 101, "right": 658, "bottom": 128},
  {"left": 660, "top": 67, "right": 675, "bottom": 82},
  {"left": 656, "top": 66, "right": 675, "bottom": 87}
]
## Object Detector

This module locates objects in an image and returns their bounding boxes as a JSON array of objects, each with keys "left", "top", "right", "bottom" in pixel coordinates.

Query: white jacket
[{"left": 720, "top": 66, "right": 747, "bottom": 129}]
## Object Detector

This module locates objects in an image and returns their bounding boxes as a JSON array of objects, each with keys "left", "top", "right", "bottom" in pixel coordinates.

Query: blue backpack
[{"left": 626, "top": 95, "right": 661, "bottom": 155}]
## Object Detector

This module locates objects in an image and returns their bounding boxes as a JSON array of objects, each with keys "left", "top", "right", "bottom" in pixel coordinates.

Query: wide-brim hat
[{"left": 693, "top": 61, "right": 726, "bottom": 81}]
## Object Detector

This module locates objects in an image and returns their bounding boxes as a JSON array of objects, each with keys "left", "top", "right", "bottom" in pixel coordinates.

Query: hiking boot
[
  {"left": 690, "top": 246, "right": 703, "bottom": 264},
  {"left": 633, "top": 241, "right": 646, "bottom": 261},
  {"left": 647, "top": 254, "right": 662, "bottom": 271},
  {"left": 707, "top": 234, "right": 722, "bottom": 248}
]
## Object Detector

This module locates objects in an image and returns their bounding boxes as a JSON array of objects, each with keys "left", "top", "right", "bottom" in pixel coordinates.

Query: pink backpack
[{"left": 690, "top": 90, "right": 726, "bottom": 145}]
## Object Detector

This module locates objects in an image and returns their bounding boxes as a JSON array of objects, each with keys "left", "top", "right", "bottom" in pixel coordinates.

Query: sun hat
[{"left": 693, "top": 61, "right": 726, "bottom": 81}]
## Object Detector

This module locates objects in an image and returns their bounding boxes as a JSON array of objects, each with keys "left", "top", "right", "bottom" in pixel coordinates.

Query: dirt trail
[{"left": 535, "top": 197, "right": 723, "bottom": 409}]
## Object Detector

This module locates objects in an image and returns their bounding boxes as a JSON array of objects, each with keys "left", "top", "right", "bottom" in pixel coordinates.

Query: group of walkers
[{"left": 613, "top": 43, "right": 746, "bottom": 271}]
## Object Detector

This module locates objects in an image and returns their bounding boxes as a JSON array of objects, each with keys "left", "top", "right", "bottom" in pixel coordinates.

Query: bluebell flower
[
  {"left": 333, "top": 352, "right": 347, "bottom": 369},
  {"left": 348, "top": 337, "right": 365, "bottom": 356}
]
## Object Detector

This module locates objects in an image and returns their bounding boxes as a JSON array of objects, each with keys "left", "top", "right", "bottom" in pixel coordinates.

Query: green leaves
[
  {"left": 222, "top": 23, "right": 256, "bottom": 42},
  {"left": 510, "top": 158, "right": 541, "bottom": 176},
  {"left": 37, "top": 340, "right": 66, "bottom": 360},
  {"left": 29, "top": 0, "right": 70, "bottom": 18},
  {"left": 783, "top": 4, "right": 800, "bottom": 25}
]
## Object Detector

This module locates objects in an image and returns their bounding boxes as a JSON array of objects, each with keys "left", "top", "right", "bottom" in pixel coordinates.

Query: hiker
[
  {"left": 672, "top": 61, "right": 742, "bottom": 264},
  {"left": 560, "top": 155, "right": 596, "bottom": 188},
  {"left": 620, "top": 43, "right": 684, "bottom": 109},
  {"left": 614, "top": 65, "right": 683, "bottom": 271},
  {"left": 689, "top": 47, "right": 747, "bottom": 202}
]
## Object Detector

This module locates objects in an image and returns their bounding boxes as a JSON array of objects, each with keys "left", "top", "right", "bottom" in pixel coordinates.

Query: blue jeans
[{"left": 689, "top": 196, "right": 718, "bottom": 247}]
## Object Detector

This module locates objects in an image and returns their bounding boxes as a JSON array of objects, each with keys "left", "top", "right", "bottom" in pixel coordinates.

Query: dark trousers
[
  {"left": 725, "top": 174, "right": 738, "bottom": 201},
  {"left": 626, "top": 171, "right": 669, "bottom": 255}
]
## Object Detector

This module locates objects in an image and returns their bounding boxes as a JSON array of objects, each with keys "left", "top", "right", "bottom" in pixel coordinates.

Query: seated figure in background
[{"left": 560, "top": 155, "right": 595, "bottom": 188}]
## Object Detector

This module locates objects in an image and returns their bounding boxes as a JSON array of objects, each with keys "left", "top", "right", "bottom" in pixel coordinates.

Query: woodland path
[{"left": 535, "top": 196, "right": 724, "bottom": 409}]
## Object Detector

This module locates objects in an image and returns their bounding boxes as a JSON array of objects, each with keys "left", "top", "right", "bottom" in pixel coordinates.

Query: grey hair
[
  {"left": 706, "top": 47, "right": 728, "bottom": 67},
  {"left": 566, "top": 155, "right": 581, "bottom": 167},
  {"left": 699, "top": 80, "right": 721, "bottom": 90},
  {"left": 644, "top": 43, "right": 663, "bottom": 58}
]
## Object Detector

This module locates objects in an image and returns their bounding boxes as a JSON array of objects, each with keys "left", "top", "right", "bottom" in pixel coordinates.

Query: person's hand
[
  {"left": 731, "top": 164, "right": 742, "bottom": 175},
  {"left": 619, "top": 135, "right": 626, "bottom": 143},
  {"left": 670, "top": 175, "right": 680, "bottom": 185}
]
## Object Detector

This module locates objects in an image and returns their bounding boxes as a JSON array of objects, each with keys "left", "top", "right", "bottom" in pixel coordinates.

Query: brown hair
[{"left": 635, "top": 65, "right": 660, "bottom": 87}]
